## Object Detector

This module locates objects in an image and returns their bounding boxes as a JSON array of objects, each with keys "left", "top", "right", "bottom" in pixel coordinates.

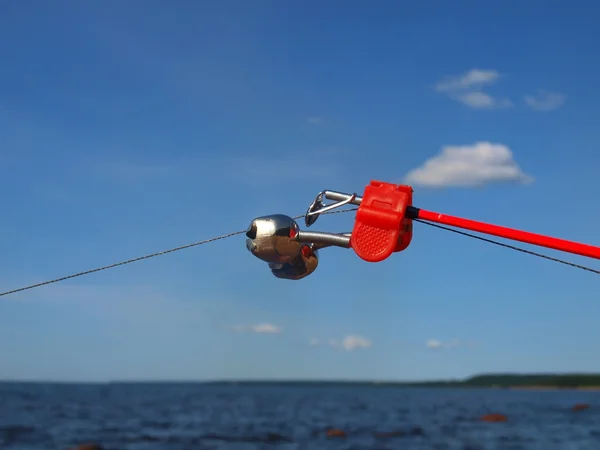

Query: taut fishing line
[{"left": 1, "top": 201, "right": 597, "bottom": 299}]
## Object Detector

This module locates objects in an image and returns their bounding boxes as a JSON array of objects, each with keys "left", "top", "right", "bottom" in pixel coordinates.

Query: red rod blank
[{"left": 413, "top": 208, "right": 600, "bottom": 260}]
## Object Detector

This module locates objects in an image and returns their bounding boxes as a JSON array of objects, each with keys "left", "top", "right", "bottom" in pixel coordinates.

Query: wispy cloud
[
  {"left": 327, "top": 335, "right": 372, "bottom": 351},
  {"left": 403, "top": 141, "right": 533, "bottom": 188},
  {"left": 434, "top": 69, "right": 511, "bottom": 109},
  {"left": 308, "top": 335, "right": 372, "bottom": 351},
  {"left": 426, "top": 339, "right": 444, "bottom": 349},
  {"left": 426, "top": 338, "right": 476, "bottom": 350},
  {"left": 524, "top": 90, "right": 567, "bottom": 111},
  {"left": 455, "top": 92, "right": 512, "bottom": 109},
  {"left": 230, "top": 323, "right": 283, "bottom": 334},
  {"left": 435, "top": 69, "right": 500, "bottom": 92},
  {"left": 306, "top": 116, "right": 324, "bottom": 125}
]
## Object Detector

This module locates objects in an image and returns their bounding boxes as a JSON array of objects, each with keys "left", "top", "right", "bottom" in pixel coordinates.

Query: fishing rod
[
  {"left": 1, "top": 180, "right": 598, "bottom": 298},
  {"left": 245, "top": 180, "right": 600, "bottom": 279}
]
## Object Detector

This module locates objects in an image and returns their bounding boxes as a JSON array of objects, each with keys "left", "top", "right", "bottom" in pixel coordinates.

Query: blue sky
[{"left": 1, "top": 0, "right": 599, "bottom": 382}]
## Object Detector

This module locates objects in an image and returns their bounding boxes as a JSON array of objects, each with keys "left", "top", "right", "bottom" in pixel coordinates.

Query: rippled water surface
[{"left": 1, "top": 382, "right": 599, "bottom": 449}]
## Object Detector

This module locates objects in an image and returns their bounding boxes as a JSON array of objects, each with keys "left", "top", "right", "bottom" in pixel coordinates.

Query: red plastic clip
[{"left": 350, "top": 181, "right": 413, "bottom": 262}]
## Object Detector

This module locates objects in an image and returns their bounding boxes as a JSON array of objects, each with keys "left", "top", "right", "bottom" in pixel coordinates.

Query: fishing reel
[
  {"left": 245, "top": 214, "right": 350, "bottom": 280},
  {"left": 246, "top": 180, "right": 600, "bottom": 280}
]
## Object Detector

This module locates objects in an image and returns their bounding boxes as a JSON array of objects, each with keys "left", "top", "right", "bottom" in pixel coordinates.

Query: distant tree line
[
  {"left": 202, "top": 373, "right": 600, "bottom": 388},
  {"left": 462, "top": 373, "right": 600, "bottom": 388}
]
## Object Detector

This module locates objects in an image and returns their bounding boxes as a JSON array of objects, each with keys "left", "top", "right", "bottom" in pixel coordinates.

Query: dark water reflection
[{"left": 1, "top": 383, "right": 599, "bottom": 449}]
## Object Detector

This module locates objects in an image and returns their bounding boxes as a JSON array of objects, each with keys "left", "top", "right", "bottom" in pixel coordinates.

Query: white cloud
[
  {"left": 341, "top": 335, "right": 372, "bottom": 351},
  {"left": 230, "top": 323, "right": 282, "bottom": 334},
  {"left": 252, "top": 323, "right": 282, "bottom": 333},
  {"left": 307, "top": 116, "right": 324, "bottom": 124},
  {"left": 435, "top": 69, "right": 511, "bottom": 109},
  {"left": 456, "top": 92, "right": 512, "bottom": 109},
  {"left": 426, "top": 338, "right": 478, "bottom": 350},
  {"left": 435, "top": 69, "right": 500, "bottom": 92},
  {"left": 309, "top": 338, "right": 321, "bottom": 346},
  {"left": 524, "top": 90, "right": 567, "bottom": 111},
  {"left": 426, "top": 338, "right": 462, "bottom": 350},
  {"left": 328, "top": 335, "right": 372, "bottom": 351},
  {"left": 426, "top": 339, "right": 444, "bottom": 349},
  {"left": 456, "top": 91, "right": 496, "bottom": 108},
  {"left": 403, "top": 141, "right": 533, "bottom": 188}
]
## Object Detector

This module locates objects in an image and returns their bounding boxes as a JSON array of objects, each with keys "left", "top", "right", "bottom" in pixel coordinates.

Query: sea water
[{"left": 1, "top": 382, "right": 599, "bottom": 449}]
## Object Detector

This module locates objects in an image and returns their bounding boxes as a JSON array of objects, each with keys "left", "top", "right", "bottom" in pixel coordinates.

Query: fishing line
[
  {"left": 0, "top": 230, "right": 246, "bottom": 298},
  {"left": 1, "top": 207, "right": 596, "bottom": 299},
  {"left": 0, "top": 208, "right": 359, "bottom": 298}
]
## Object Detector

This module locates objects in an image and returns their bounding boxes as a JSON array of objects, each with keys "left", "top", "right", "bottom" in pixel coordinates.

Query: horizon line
[{"left": 2, "top": 372, "right": 600, "bottom": 385}]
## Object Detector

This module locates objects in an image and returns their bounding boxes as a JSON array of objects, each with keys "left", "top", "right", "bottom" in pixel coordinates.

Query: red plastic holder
[{"left": 350, "top": 181, "right": 414, "bottom": 262}]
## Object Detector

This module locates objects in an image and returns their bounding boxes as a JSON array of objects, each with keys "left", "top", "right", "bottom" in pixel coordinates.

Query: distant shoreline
[
  {"left": 200, "top": 381, "right": 600, "bottom": 391},
  {"left": 3, "top": 373, "right": 600, "bottom": 389},
  {"left": 201, "top": 374, "right": 600, "bottom": 390},
  {"left": 506, "top": 385, "right": 600, "bottom": 391}
]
